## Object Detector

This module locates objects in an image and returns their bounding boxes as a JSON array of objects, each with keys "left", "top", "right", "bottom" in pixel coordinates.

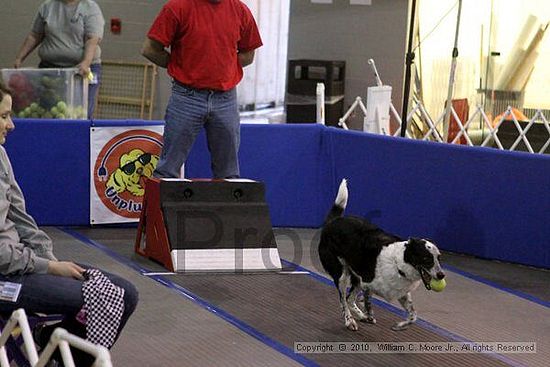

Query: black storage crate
[
  {"left": 286, "top": 100, "right": 344, "bottom": 126},
  {"left": 287, "top": 59, "right": 346, "bottom": 97},
  {"left": 286, "top": 59, "right": 345, "bottom": 126}
]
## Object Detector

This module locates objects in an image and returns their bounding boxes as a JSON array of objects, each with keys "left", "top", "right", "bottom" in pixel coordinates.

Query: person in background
[
  {"left": 141, "top": 0, "right": 263, "bottom": 179},
  {"left": 0, "top": 79, "right": 138, "bottom": 366},
  {"left": 14, "top": 0, "right": 105, "bottom": 119}
]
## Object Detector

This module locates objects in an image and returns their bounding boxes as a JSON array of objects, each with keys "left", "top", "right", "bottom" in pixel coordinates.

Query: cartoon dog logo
[{"left": 107, "top": 148, "right": 159, "bottom": 196}]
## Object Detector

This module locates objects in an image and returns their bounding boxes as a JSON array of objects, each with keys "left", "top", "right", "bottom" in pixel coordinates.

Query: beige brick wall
[{"left": 1, "top": 0, "right": 409, "bottom": 121}]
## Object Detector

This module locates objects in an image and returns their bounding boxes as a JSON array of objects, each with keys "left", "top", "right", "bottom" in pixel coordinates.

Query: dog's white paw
[
  {"left": 391, "top": 321, "right": 410, "bottom": 331},
  {"left": 355, "top": 310, "right": 376, "bottom": 324},
  {"left": 361, "top": 316, "right": 376, "bottom": 324},
  {"left": 345, "top": 316, "right": 359, "bottom": 331},
  {"left": 351, "top": 305, "right": 366, "bottom": 319}
]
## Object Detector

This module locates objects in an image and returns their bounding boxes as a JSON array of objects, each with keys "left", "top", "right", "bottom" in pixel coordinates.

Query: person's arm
[
  {"left": 0, "top": 242, "right": 50, "bottom": 275},
  {"left": 76, "top": 35, "right": 101, "bottom": 76},
  {"left": 80, "top": 3, "right": 105, "bottom": 76},
  {"left": 236, "top": 3, "right": 262, "bottom": 68},
  {"left": 141, "top": 37, "right": 170, "bottom": 68},
  {"left": 1, "top": 182, "right": 82, "bottom": 278},
  {"left": 0, "top": 151, "right": 82, "bottom": 278},
  {"left": 0, "top": 245, "right": 83, "bottom": 278},
  {"left": 14, "top": 32, "right": 44, "bottom": 68},
  {"left": 238, "top": 49, "right": 255, "bottom": 68},
  {"left": 0, "top": 148, "right": 56, "bottom": 261},
  {"left": 7, "top": 181, "right": 56, "bottom": 260}
]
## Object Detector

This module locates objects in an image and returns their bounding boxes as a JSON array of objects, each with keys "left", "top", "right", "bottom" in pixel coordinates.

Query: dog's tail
[{"left": 325, "top": 179, "right": 348, "bottom": 223}]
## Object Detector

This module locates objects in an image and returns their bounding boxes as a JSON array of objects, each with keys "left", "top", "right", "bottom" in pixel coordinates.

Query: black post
[{"left": 401, "top": 0, "right": 417, "bottom": 137}]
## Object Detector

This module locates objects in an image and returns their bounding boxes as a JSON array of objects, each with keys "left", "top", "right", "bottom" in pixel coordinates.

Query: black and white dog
[{"left": 318, "top": 179, "right": 445, "bottom": 331}]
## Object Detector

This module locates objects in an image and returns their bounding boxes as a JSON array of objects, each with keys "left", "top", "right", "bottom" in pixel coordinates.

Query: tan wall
[
  {"left": 288, "top": 0, "right": 409, "bottom": 129},
  {"left": 1, "top": 0, "right": 410, "bottom": 122},
  {"left": 0, "top": 0, "right": 170, "bottom": 119}
]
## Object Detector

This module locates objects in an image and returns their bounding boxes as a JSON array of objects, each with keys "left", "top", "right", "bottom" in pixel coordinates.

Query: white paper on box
[
  {"left": 364, "top": 86, "right": 392, "bottom": 135},
  {"left": 350, "top": 0, "right": 372, "bottom": 5}
]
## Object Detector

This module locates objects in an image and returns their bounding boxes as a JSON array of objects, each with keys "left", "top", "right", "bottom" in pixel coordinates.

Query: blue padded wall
[
  {"left": 4, "top": 119, "right": 549, "bottom": 268},
  {"left": 326, "top": 128, "right": 550, "bottom": 269},
  {"left": 186, "top": 124, "right": 333, "bottom": 227},
  {"left": 4, "top": 119, "right": 90, "bottom": 225}
]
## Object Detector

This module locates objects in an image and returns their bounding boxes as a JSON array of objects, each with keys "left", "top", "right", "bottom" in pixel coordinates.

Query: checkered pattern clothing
[{"left": 81, "top": 269, "right": 125, "bottom": 348}]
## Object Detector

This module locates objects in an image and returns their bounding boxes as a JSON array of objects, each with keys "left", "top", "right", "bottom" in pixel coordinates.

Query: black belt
[
  {"left": 39, "top": 61, "right": 100, "bottom": 69},
  {"left": 173, "top": 79, "right": 225, "bottom": 93}
]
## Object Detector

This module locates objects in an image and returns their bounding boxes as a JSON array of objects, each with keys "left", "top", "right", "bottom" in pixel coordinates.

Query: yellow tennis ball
[
  {"left": 87, "top": 72, "right": 94, "bottom": 82},
  {"left": 430, "top": 278, "right": 446, "bottom": 292}
]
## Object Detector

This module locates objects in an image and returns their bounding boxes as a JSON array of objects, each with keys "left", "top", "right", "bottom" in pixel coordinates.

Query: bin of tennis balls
[{"left": 1, "top": 68, "right": 88, "bottom": 120}]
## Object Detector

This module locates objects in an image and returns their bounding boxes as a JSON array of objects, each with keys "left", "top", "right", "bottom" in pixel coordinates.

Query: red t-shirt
[{"left": 147, "top": 0, "right": 263, "bottom": 91}]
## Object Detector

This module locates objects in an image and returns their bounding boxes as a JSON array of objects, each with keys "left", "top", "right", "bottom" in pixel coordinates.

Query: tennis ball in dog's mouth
[{"left": 429, "top": 278, "right": 446, "bottom": 292}]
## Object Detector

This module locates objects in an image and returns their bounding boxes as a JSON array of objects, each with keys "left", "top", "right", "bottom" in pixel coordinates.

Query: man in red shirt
[{"left": 142, "top": 0, "right": 263, "bottom": 178}]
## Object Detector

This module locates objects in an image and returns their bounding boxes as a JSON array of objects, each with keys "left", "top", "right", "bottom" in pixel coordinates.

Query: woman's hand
[
  {"left": 79, "top": 35, "right": 101, "bottom": 76},
  {"left": 76, "top": 61, "right": 91, "bottom": 78},
  {"left": 47, "top": 261, "right": 85, "bottom": 280}
]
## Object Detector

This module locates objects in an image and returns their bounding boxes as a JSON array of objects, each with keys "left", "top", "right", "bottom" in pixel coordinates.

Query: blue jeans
[
  {"left": 154, "top": 82, "right": 241, "bottom": 179},
  {"left": 0, "top": 265, "right": 138, "bottom": 363},
  {"left": 88, "top": 63, "right": 101, "bottom": 119}
]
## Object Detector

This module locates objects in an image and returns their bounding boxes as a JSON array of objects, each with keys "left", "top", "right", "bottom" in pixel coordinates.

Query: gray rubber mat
[
  {"left": 165, "top": 271, "right": 511, "bottom": 367},
  {"left": 68, "top": 226, "right": 550, "bottom": 367},
  {"left": 46, "top": 228, "right": 303, "bottom": 367},
  {"left": 440, "top": 251, "right": 550, "bottom": 302}
]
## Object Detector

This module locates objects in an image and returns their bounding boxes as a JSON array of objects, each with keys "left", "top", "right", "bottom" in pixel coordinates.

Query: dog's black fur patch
[
  {"left": 318, "top": 179, "right": 444, "bottom": 331},
  {"left": 319, "top": 215, "right": 401, "bottom": 284}
]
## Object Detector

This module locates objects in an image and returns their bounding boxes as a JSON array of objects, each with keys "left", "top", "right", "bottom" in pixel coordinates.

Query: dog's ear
[{"left": 406, "top": 237, "right": 424, "bottom": 247}]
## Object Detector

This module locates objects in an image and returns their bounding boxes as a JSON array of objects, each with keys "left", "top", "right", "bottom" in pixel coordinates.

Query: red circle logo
[{"left": 93, "top": 129, "right": 163, "bottom": 219}]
